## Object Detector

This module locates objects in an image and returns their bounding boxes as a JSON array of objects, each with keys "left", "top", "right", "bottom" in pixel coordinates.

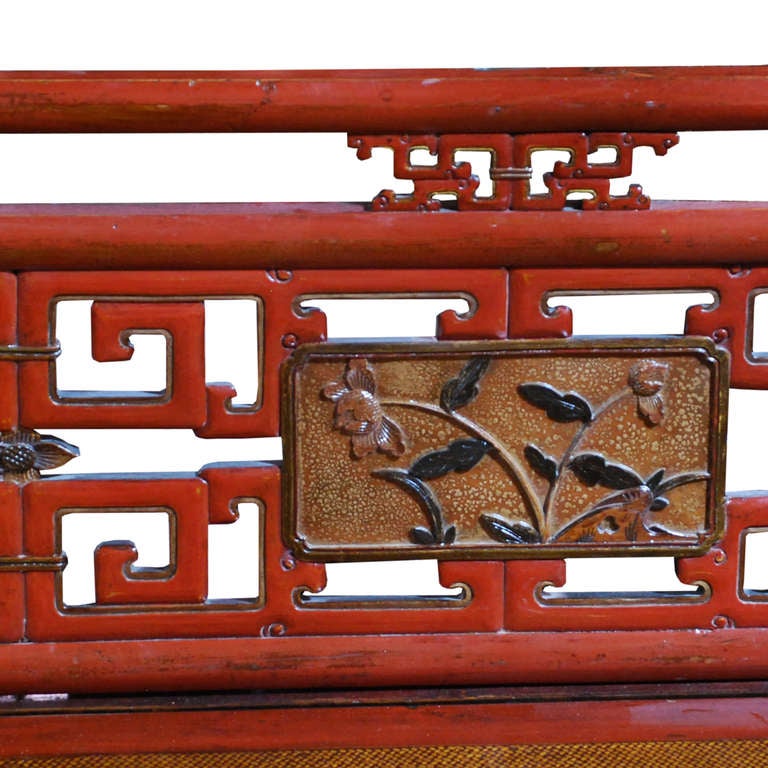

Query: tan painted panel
[{"left": 284, "top": 339, "right": 727, "bottom": 561}]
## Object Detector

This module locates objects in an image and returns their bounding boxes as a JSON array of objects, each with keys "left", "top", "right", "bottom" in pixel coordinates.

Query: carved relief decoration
[
  {"left": 284, "top": 339, "right": 727, "bottom": 560},
  {"left": 0, "top": 429, "right": 78, "bottom": 484},
  {"left": 349, "top": 132, "right": 679, "bottom": 211}
]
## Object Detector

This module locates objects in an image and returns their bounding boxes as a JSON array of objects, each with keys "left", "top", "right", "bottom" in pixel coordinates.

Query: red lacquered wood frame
[
  {"left": 2, "top": 66, "right": 768, "bottom": 759},
  {"left": 2, "top": 684, "right": 768, "bottom": 759},
  {"left": 2, "top": 67, "right": 768, "bottom": 133}
]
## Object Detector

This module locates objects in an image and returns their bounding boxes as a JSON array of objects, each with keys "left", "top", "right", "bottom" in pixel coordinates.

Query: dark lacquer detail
[
  {"left": 524, "top": 444, "right": 559, "bottom": 481},
  {"left": 410, "top": 439, "right": 492, "bottom": 481},
  {"left": 440, "top": 357, "right": 490, "bottom": 413},
  {"left": 479, "top": 513, "right": 542, "bottom": 544},
  {"left": 373, "top": 468, "right": 456, "bottom": 546},
  {"left": 374, "top": 439, "right": 491, "bottom": 546},
  {"left": 517, "top": 383, "right": 593, "bottom": 424},
  {"left": 568, "top": 453, "right": 643, "bottom": 490}
]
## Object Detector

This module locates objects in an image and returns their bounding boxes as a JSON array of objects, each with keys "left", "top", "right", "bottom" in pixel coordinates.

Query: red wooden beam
[
  {"left": 1, "top": 67, "right": 768, "bottom": 133},
  {"left": 0, "top": 201, "right": 765, "bottom": 270},
  {"left": 0, "top": 629, "right": 766, "bottom": 695},
  {"left": 2, "top": 691, "right": 768, "bottom": 757}
]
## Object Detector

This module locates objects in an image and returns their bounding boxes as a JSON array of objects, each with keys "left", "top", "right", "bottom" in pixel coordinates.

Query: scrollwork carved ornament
[{"left": 349, "top": 131, "right": 679, "bottom": 211}]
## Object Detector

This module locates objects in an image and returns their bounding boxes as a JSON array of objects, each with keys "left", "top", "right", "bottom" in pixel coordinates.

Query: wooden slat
[
  {"left": 0, "top": 201, "right": 765, "bottom": 270},
  {"left": 2, "top": 694, "right": 768, "bottom": 757},
  {"left": 1, "top": 67, "right": 768, "bottom": 133},
  {"left": 0, "top": 629, "right": 767, "bottom": 695}
]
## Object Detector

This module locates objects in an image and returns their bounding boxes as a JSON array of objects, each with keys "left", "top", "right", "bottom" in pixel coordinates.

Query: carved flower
[
  {"left": 322, "top": 358, "right": 406, "bottom": 459},
  {"left": 628, "top": 360, "right": 669, "bottom": 426},
  {"left": 0, "top": 429, "right": 79, "bottom": 484}
]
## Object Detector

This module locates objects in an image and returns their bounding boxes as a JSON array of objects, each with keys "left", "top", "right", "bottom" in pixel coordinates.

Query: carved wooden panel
[{"left": 284, "top": 339, "right": 726, "bottom": 560}]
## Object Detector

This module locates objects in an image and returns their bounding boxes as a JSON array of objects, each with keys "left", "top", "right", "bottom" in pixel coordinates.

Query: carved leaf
[
  {"left": 479, "top": 513, "right": 542, "bottom": 544},
  {"left": 645, "top": 468, "right": 665, "bottom": 492},
  {"left": 517, "top": 383, "right": 593, "bottom": 423},
  {"left": 523, "top": 444, "right": 558, "bottom": 481},
  {"left": 374, "top": 468, "right": 445, "bottom": 543},
  {"left": 410, "top": 526, "right": 437, "bottom": 546},
  {"left": 588, "top": 485, "right": 654, "bottom": 514},
  {"left": 644, "top": 521, "right": 697, "bottom": 538},
  {"left": 440, "top": 357, "right": 491, "bottom": 412},
  {"left": 410, "top": 438, "right": 491, "bottom": 480},
  {"left": 32, "top": 436, "right": 80, "bottom": 470},
  {"left": 411, "top": 523, "right": 456, "bottom": 547},
  {"left": 656, "top": 472, "right": 709, "bottom": 495},
  {"left": 569, "top": 453, "right": 644, "bottom": 489}
]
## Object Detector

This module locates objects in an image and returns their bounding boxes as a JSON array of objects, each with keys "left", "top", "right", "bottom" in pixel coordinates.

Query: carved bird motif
[{"left": 554, "top": 485, "right": 655, "bottom": 543}]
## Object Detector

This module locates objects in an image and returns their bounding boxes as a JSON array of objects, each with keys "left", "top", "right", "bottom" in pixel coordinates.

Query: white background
[{"left": 1, "top": 2, "right": 766, "bottom": 603}]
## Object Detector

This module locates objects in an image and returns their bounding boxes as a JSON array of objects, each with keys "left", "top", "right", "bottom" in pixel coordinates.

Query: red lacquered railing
[{"left": 0, "top": 67, "right": 766, "bottom": 710}]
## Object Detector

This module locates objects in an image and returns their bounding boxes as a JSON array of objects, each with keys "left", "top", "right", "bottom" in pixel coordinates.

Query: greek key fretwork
[
  {"left": 350, "top": 132, "right": 678, "bottom": 211},
  {"left": 16, "top": 269, "right": 507, "bottom": 436}
]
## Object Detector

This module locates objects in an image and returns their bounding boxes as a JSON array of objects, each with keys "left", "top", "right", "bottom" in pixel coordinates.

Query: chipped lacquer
[{"left": 284, "top": 338, "right": 727, "bottom": 561}]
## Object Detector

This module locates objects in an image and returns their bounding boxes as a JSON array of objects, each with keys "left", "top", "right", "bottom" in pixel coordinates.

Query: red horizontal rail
[
  {"left": 1, "top": 67, "right": 768, "bottom": 133},
  {"left": 0, "top": 201, "right": 765, "bottom": 270},
  {"left": 0, "top": 629, "right": 766, "bottom": 696},
  {"left": 2, "top": 693, "right": 767, "bottom": 757}
]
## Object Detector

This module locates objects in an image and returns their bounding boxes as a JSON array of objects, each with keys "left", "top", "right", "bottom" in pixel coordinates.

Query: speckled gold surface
[{"left": 285, "top": 339, "right": 726, "bottom": 560}]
